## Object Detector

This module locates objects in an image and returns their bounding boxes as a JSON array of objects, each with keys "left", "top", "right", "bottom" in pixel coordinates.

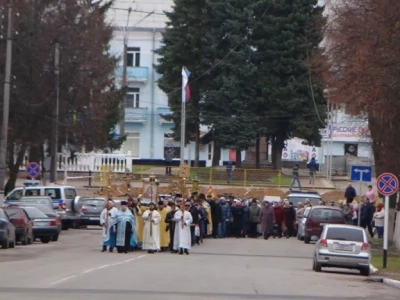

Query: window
[
  {"left": 164, "top": 132, "right": 180, "bottom": 159},
  {"left": 23, "top": 207, "right": 48, "bottom": 219},
  {"left": 311, "top": 209, "right": 344, "bottom": 221},
  {"left": 127, "top": 47, "right": 140, "bottom": 67},
  {"left": 326, "top": 227, "right": 364, "bottom": 242},
  {"left": 44, "top": 188, "right": 62, "bottom": 200},
  {"left": 124, "top": 132, "right": 140, "bottom": 157},
  {"left": 25, "top": 189, "right": 40, "bottom": 196},
  {"left": 65, "top": 188, "right": 77, "bottom": 199},
  {"left": 126, "top": 88, "right": 140, "bottom": 108}
]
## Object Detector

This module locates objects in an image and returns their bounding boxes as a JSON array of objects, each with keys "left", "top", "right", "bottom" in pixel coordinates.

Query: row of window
[{"left": 124, "top": 133, "right": 181, "bottom": 158}]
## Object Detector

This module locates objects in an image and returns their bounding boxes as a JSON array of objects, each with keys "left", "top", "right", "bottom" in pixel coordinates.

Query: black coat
[
  {"left": 189, "top": 206, "right": 199, "bottom": 225},
  {"left": 344, "top": 186, "right": 357, "bottom": 200},
  {"left": 360, "top": 203, "right": 375, "bottom": 225},
  {"left": 165, "top": 209, "right": 177, "bottom": 232},
  {"left": 231, "top": 206, "right": 244, "bottom": 229},
  {"left": 209, "top": 201, "right": 222, "bottom": 224}
]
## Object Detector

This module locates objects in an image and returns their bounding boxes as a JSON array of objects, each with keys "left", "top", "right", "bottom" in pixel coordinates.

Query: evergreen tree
[
  {"left": 154, "top": 0, "right": 213, "bottom": 166},
  {"left": 251, "top": 0, "right": 326, "bottom": 169}
]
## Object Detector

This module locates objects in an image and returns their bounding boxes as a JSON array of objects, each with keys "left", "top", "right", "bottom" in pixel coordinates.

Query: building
[{"left": 107, "top": 0, "right": 238, "bottom": 166}]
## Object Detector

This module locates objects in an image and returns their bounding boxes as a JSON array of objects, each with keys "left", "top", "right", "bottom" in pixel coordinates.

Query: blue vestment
[{"left": 104, "top": 210, "right": 137, "bottom": 248}]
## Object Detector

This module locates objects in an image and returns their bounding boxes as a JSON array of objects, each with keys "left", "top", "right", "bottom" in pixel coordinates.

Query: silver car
[
  {"left": 297, "top": 207, "right": 311, "bottom": 240},
  {"left": 313, "top": 224, "right": 371, "bottom": 276}
]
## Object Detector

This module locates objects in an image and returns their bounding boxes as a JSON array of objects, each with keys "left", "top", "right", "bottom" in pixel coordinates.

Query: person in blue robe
[{"left": 104, "top": 201, "right": 137, "bottom": 254}]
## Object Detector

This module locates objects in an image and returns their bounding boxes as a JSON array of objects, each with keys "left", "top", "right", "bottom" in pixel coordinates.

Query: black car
[
  {"left": 0, "top": 208, "right": 16, "bottom": 249},
  {"left": 22, "top": 207, "right": 58, "bottom": 243},
  {"left": 78, "top": 197, "right": 106, "bottom": 226}
]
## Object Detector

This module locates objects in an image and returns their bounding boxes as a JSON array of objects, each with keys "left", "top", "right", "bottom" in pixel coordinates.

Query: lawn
[
  {"left": 371, "top": 255, "right": 400, "bottom": 273},
  {"left": 270, "top": 175, "right": 292, "bottom": 186},
  {"left": 131, "top": 165, "right": 153, "bottom": 173}
]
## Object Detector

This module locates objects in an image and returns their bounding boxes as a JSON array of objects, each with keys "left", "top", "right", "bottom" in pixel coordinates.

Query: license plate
[
  {"left": 335, "top": 244, "right": 353, "bottom": 251},
  {"left": 89, "top": 217, "right": 99, "bottom": 220},
  {"left": 35, "top": 222, "right": 48, "bottom": 226}
]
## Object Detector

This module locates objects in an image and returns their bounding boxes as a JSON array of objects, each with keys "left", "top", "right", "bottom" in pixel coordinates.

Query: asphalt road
[{"left": 0, "top": 229, "right": 398, "bottom": 300}]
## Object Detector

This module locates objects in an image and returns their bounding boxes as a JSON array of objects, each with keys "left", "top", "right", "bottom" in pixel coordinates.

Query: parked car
[
  {"left": 8, "top": 203, "right": 62, "bottom": 241},
  {"left": 303, "top": 206, "right": 346, "bottom": 244},
  {"left": 297, "top": 207, "right": 312, "bottom": 240},
  {"left": 2, "top": 206, "right": 33, "bottom": 245},
  {"left": 4, "top": 186, "right": 80, "bottom": 230},
  {"left": 78, "top": 197, "right": 107, "bottom": 226},
  {"left": 12, "top": 196, "right": 55, "bottom": 210},
  {"left": 0, "top": 208, "right": 16, "bottom": 249},
  {"left": 22, "top": 207, "right": 58, "bottom": 243},
  {"left": 287, "top": 191, "right": 322, "bottom": 209},
  {"left": 313, "top": 224, "right": 371, "bottom": 276}
]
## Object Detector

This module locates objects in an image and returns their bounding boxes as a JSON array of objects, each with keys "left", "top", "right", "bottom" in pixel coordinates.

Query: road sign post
[
  {"left": 350, "top": 166, "right": 372, "bottom": 226},
  {"left": 376, "top": 173, "right": 399, "bottom": 269}
]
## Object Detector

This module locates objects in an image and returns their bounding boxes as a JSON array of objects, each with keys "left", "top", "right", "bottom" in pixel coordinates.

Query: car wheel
[
  {"left": 40, "top": 237, "right": 51, "bottom": 244},
  {"left": 21, "top": 234, "right": 28, "bottom": 245},
  {"left": 27, "top": 236, "right": 33, "bottom": 244},
  {"left": 51, "top": 233, "right": 59, "bottom": 242},
  {"left": 62, "top": 223, "right": 70, "bottom": 230},
  {"left": 9, "top": 236, "right": 15, "bottom": 248},
  {"left": 313, "top": 257, "right": 322, "bottom": 272},
  {"left": 1, "top": 239, "right": 9, "bottom": 249},
  {"left": 304, "top": 236, "right": 311, "bottom": 244},
  {"left": 297, "top": 234, "right": 301, "bottom": 240},
  {"left": 360, "top": 266, "right": 370, "bottom": 276}
]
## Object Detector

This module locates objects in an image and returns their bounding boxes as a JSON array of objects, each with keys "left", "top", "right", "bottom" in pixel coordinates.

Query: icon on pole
[
  {"left": 376, "top": 173, "right": 399, "bottom": 196},
  {"left": 25, "top": 162, "right": 41, "bottom": 179}
]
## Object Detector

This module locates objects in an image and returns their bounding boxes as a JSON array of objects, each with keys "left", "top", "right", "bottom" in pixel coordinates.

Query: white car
[
  {"left": 313, "top": 224, "right": 371, "bottom": 276},
  {"left": 287, "top": 192, "right": 321, "bottom": 209}
]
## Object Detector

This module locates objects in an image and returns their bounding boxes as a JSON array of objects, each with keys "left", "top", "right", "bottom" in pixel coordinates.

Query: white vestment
[
  {"left": 142, "top": 209, "right": 161, "bottom": 250},
  {"left": 100, "top": 207, "right": 118, "bottom": 244},
  {"left": 173, "top": 210, "right": 193, "bottom": 250}
]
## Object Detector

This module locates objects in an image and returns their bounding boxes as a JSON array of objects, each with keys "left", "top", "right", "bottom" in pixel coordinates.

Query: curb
[{"left": 383, "top": 278, "right": 400, "bottom": 289}]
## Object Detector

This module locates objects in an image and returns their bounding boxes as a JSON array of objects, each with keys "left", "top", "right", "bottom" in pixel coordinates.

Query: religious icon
[{"left": 142, "top": 183, "right": 157, "bottom": 205}]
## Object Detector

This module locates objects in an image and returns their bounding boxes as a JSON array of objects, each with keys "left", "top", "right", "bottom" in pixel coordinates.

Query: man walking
[
  {"left": 226, "top": 161, "right": 233, "bottom": 183},
  {"left": 344, "top": 183, "right": 357, "bottom": 204},
  {"left": 142, "top": 202, "right": 161, "bottom": 254},
  {"left": 100, "top": 201, "right": 118, "bottom": 252},
  {"left": 289, "top": 163, "right": 301, "bottom": 190},
  {"left": 164, "top": 148, "right": 174, "bottom": 175},
  {"left": 218, "top": 197, "right": 231, "bottom": 238},
  {"left": 165, "top": 201, "right": 178, "bottom": 253},
  {"left": 173, "top": 202, "right": 193, "bottom": 255},
  {"left": 157, "top": 200, "right": 170, "bottom": 251}
]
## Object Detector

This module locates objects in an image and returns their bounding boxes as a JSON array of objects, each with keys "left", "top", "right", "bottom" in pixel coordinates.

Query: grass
[
  {"left": 371, "top": 255, "right": 400, "bottom": 273},
  {"left": 131, "top": 165, "right": 152, "bottom": 173},
  {"left": 270, "top": 175, "right": 292, "bottom": 186}
]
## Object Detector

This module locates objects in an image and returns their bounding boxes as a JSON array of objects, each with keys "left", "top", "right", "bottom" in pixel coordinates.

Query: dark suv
[
  {"left": 304, "top": 206, "right": 345, "bottom": 244},
  {"left": 2, "top": 206, "right": 33, "bottom": 245}
]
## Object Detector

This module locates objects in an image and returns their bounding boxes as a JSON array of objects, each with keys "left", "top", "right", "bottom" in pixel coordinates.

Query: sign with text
[{"left": 320, "top": 124, "right": 371, "bottom": 142}]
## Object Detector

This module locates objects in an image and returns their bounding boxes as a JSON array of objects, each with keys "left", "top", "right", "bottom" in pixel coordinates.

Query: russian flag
[{"left": 182, "top": 66, "right": 191, "bottom": 102}]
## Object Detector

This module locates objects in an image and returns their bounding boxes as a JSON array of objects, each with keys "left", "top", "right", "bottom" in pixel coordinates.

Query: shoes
[{"left": 184, "top": 249, "right": 189, "bottom": 255}]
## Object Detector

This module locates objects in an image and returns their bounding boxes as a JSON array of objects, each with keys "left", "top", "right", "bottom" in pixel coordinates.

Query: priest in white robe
[
  {"left": 100, "top": 201, "right": 118, "bottom": 252},
  {"left": 142, "top": 202, "right": 161, "bottom": 253},
  {"left": 173, "top": 202, "right": 193, "bottom": 255}
]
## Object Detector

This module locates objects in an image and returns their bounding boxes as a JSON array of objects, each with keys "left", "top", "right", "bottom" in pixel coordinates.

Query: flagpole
[{"left": 180, "top": 93, "right": 185, "bottom": 165}]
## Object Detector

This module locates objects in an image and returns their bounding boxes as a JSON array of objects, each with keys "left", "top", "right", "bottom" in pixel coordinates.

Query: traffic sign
[
  {"left": 25, "top": 162, "right": 41, "bottom": 179},
  {"left": 350, "top": 165, "right": 372, "bottom": 182},
  {"left": 377, "top": 173, "right": 399, "bottom": 196}
]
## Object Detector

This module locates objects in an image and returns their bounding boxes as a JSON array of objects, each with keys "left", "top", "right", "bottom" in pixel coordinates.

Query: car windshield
[
  {"left": 19, "top": 198, "right": 52, "bottom": 206},
  {"left": 287, "top": 196, "right": 321, "bottom": 207},
  {"left": 19, "top": 204, "right": 53, "bottom": 214},
  {"left": 326, "top": 227, "right": 364, "bottom": 242},
  {"left": 23, "top": 207, "right": 49, "bottom": 219},
  {"left": 3, "top": 208, "right": 22, "bottom": 219},
  {"left": 82, "top": 199, "right": 106, "bottom": 207},
  {"left": 311, "top": 208, "right": 343, "bottom": 221}
]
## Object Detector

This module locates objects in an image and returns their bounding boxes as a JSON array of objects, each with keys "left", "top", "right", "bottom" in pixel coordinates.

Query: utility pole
[
  {"left": 0, "top": 2, "right": 13, "bottom": 196},
  {"left": 119, "top": 41, "right": 127, "bottom": 137},
  {"left": 50, "top": 42, "right": 60, "bottom": 182}
]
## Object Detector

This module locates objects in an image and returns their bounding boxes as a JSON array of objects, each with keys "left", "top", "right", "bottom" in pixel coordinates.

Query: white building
[{"left": 106, "top": 0, "right": 237, "bottom": 166}]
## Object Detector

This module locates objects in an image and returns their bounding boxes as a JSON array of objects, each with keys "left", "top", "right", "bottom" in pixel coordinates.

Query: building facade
[{"left": 106, "top": 1, "right": 236, "bottom": 165}]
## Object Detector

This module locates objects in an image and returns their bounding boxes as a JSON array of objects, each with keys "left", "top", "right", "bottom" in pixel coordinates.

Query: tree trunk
[
  {"left": 235, "top": 149, "right": 242, "bottom": 168},
  {"left": 4, "top": 144, "right": 27, "bottom": 195},
  {"left": 271, "top": 134, "right": 284, "bottom": 170},
  {"left": 194, "top": 128, "right": 200, "bottom": 167},
  {"left": 255, "top": 135, "right": 260, "bottom": 169},
  {"left": 212, "top": 142, "right": 221, "bottom": 166}
]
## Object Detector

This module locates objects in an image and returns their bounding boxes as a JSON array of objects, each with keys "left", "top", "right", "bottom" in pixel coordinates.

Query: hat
[
  {"left": 175, "top": 193, "right": 182, "bottom": 198},
  {"left": 251, "top": 198, "right": 257, "bottom": 203},
  {"left": 149, "top": 202, "right": 155, "bottom": 206},
  {"left": 198, "top": 193, "right": 205, "bottom": 199},
  {"left": 168, "top": 201, "right": 175, "bottom": 206},
  {"left": 121, "top": 201, "right": 128, "bottom": 206},
  {"left": 158, "top": 200, "right": 164, "bottom": 205},
  {"left": 185, "top": 202, "right": 191, "bottom": 206},
  {"left": 219, "top": 197, "right": 226, "bottom": 201}
]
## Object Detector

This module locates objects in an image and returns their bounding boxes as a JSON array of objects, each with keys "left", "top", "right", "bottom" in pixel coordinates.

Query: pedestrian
[
  {"left": 329, "top": 200, "right": 335, "bottom": 207},
  {"left": 157, "top": 200, "right": 170, "bottom": 252},
  {"left": 218, "top": 197, "right": 231, "bottom": 238},
  {"left": 100, "top": 200, "right": 118, "bottom": 252},
  {"left": 142, "top": 202, "right": 161, "bottom": 254},
  {"left": 360, "top": 197, "right": 375, "bottom": 238},
  {"left": 283, "top": 200, "right": 296, "bottom": 238},
  {"left": 259, "top": 201, "right": 275, "bottom": 240},
  {"left": 105, "top": 201, "right": 137, "bottom": 254},
  {"left": 373, "top": 203, "right": 384, "bottom": 238},
  {"left": 202, "top": 194, "right": 213, "bottom": 237},
  {"left": 365, "top": 185, "right": 376, "bottom": 204},
  {"left": 194, "top": 202, "right": 204, "bottom": 244},
  {"left": 164, "top": 148, "right": 174, "bottom": 175},
  {"left": 135, "top": 195, "right": 145, "bottom": 249},
  {"left": 344, "top": 183, "right": 357, "bottom": 204},
  {"left": 341, "top": 202, "right": 353, "bottom": 224},
  {"left": 308, "top": 157, "right": 318, "bottom": 184},
  {"left": 226, "top": 161, "right": 233, "bottom": 183},
  {"left": 352, "top": 204, "right": 358, "bottom": 226},
  {"left": 187, "top": 199, "right": 199, "bottom": 246},
  {"left": 209, "top": 197, "right": 221, "bottom": 239},
  {"left": 165, "top": 201, "right": 178, "bottom": 253},
  {"left": 289, "top": 163, "right": 301, "bottom": 190},
  {"left": 231, "top": 200, "right": 244, "bottom": 238},
  {"left": 296, "top": 202, "right": 305, "bottom": 233},
  {"left": 247, "top": 198, "right": 261, "bottom": 238},
  {"left": 272, "top": 201, "right": 284, "bottom": 238},
  {"left": 174, "top": 202, "right": 193, "bottom": 255}
]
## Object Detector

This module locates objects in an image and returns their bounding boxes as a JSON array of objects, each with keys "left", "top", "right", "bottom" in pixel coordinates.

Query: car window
[
  {"left": 23, "top": 207, "right": 48, "bottom": 219},
  {"left": 65, "top": 188, "right": 77, "bottom": 199},
  {"left": 19, "top": 198, "right": 52, "bottom": 207},
  {"left": 3, "top": 208, "right": 22, "bottom": 219},
  {"left": 287, "top": 196, "right": 321, "bottom": 207},
  {"left": 25, "top": 189, "right": 41, "bottom": 196},
  {"left": 44, "top": 188, "right": 62, "bottom": 199},
  {"left": 6, "top": 190, "right": 23, "bottom": 200},
  {"left": 81, "top": 199, "right": 106, "bottom": 207},
  {"left": 19, "top": 204, "right": 53, "bottom": 214},
  {"left": 311, "top": 209, "right": 343, "bottom": 221},
  {"left": 326, "top": 227, "right": 364, "bottom": 242}
]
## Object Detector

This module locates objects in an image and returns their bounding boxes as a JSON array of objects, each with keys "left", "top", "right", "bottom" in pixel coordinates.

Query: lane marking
[{"left": 49, "top": 254, "right": 147, "bottom": 286}]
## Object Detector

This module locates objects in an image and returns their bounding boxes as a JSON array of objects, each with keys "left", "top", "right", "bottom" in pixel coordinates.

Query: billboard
[{"left": 320, "top": 124, "right": 370, "bottom": 142}]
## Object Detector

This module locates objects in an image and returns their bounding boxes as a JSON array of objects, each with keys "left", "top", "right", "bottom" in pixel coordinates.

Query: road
[{"left": 0, "top": 229, "right": 398, "bottom": 300}]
